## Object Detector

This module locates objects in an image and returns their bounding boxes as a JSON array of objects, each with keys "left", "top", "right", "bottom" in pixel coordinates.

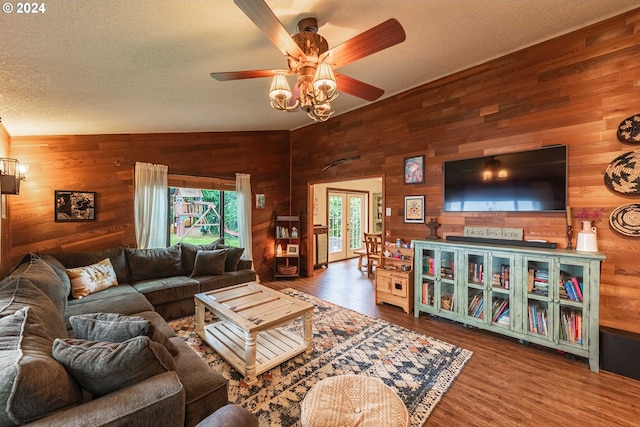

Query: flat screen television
[{"left": 443, "top": 145, "right": 567, "bottom": 212}]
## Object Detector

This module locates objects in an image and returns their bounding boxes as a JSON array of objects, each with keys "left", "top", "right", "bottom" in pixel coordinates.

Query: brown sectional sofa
[{"left": 0, "top": 241, "right": 258, "bottom": 427}]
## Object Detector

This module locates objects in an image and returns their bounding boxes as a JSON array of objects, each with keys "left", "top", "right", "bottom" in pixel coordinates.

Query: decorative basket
[
  {"left": 278, "top": 265, "right": 298, "bottom": 275},
  {"left": 441, "top": 295, "right": 452, "bottom": 311}
]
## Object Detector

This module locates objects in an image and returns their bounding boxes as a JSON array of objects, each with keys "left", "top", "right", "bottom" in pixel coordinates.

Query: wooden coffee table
[{"left": 194, "top": 282, "right": 314, "bottom": 384}]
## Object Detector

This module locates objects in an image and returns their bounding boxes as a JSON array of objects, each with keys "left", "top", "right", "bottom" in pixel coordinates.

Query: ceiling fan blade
[
  {"left": 211, "top": 69, "right": 285, "bottom": 81},
  {"left": 325, "top": 18, "right": 406, "bottom": 69},
  {"left": 335, "top": 73, "right": 385, "bottom": 101},
  {"left": 234, "top": 0, "right": 306, "bottom": 60}
]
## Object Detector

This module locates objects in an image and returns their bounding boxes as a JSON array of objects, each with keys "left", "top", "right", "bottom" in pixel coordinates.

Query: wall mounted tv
[{"left": 443, "top": 145, "right": 567, "bottom": 212}]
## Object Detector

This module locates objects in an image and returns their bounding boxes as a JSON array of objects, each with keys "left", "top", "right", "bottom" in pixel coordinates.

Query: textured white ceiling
[{"left": 1, "top": 0, "right": 639, "bottom": 136}]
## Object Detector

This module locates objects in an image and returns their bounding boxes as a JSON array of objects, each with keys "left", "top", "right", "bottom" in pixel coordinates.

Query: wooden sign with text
[{"left": 463, "top": 226, "right": 524, "bottom": 241}]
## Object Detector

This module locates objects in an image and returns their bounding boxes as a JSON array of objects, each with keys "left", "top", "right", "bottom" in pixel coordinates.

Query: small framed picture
[
  {"left": 55, "top": 190, "right": 96, "bottom": 222},
  {"left": 255, "top": 193, "right": 265, "bottom": 209},
  {"left": 404, "top": 155, "right": 425, "bottom": 184},
  {"left": 404, "top": 195, "right": 425, "bottom": 223},
  {"left": 286, "top": 244, "right": 299, "bottom": 255}
]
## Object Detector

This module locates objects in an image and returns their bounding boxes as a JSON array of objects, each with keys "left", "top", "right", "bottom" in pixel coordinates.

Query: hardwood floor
[{"left": 263, "top": 258, "right": 640, "bottom": 427}]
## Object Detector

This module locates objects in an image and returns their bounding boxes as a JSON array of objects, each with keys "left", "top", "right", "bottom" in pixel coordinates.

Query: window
[{"left": 168, "top": 175, "right": 238, "bottom": 246}]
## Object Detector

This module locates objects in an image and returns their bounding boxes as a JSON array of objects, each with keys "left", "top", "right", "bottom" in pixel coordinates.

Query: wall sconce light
[{"left": 0, "top": 158, "right": 28, "bottom": 195}]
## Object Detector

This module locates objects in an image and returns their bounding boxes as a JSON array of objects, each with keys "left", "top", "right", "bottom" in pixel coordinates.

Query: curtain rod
[{"left": 113, "top": 161, "right": 237, "bottom": 182}]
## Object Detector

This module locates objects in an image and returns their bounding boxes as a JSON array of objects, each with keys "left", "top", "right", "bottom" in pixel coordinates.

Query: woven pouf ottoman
[{"left": 300, "top": 375, "right": 409, "bottom": 427}]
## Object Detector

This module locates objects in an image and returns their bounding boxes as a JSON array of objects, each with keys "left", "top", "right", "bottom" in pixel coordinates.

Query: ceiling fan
[{"left": 211, "top": 0, "right": 406, "bottom": 122}]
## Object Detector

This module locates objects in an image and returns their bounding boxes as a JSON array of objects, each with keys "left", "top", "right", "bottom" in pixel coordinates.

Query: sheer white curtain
[
  {"left": 134, "top": 162, "right": 168, "bottom": 249},
  {"left": 236, "top": 173, "right": 253, "bottom": 261}
]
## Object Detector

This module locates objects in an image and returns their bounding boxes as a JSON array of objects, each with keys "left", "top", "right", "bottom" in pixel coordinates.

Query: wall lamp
[{"left": 0, "top": 158, "right": 29, "bottom": 195}]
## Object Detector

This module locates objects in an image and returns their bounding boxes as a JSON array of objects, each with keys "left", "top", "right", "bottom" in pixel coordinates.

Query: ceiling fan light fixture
[
  {"left": 313, "top": 62, "right": 338, "bottom": 103},
  {"left": 269, "top": 73, "right": 294, "bottom": 109}
]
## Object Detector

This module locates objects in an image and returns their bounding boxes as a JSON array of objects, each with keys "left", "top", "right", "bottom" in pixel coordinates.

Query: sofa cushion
[
  {"left": 0, "top": 307, "right": 82, "bottom": 426},
  {"left": 55, "top": 247, "right": 130, "bottom": 286},
  {"left": 171, "top": 337, "right": 229, "bottom": 427},
  {"left": 0, "top": 276, "right": 68, "bottom": 340},
  {"left": 9, "top": 253, "right": 69, "bottom": 315},
  {"left": 216, "top": 244, "right": 244, "bottom": 272},
  {"left": 64, "top": 285, "right": 154, "bottom": 331},
  {"left": 40, "top": 254, "right": 72, "bottom": 297},
  {"left": 192, "top": 249, "right": 228, "bottom": 277},
  {"left": 197, "top": 270, "right": 257, "bottom": 293},
  {"left": 126, "top": 245, "right": 184, "bottom": 282},
  {"left": 52, "top": 336, "right": 176, "bottom": 397},
  {"left": 69, "top": 312, "right": 178, "bottom": 356},
  {"left": 66, "top": 258, "right": 119, "bottom": 299},
  {"left": 180, "top": 238, "right": 225, "bottom": 275},
  {"left": 132, "top": 276, "right": 200, "bottom": 307}
]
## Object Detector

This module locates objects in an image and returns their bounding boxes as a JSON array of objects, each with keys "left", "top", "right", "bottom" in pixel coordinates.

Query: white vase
[{"left": 576, "top": 220, "right": 598, "bottom": 252}]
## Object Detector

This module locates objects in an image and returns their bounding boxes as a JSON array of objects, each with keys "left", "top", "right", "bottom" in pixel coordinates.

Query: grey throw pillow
[
  {"left": 69, "top": 313, "right": 178, "bottom": 356},
  {"left": 180, "top": 238, "right": 225, "bottom": 274},
  {"left": 0, "top": 307, "right": 82, "bottom": 425},
  {"left": 126, "top": 245, "right": 184, "bottom": 282},
  {"left": 216, "top": 244, "right": 245, "bottom": 272},
  {"left": 52, "top": 336, "right": 176, "bottom": 397},
  {"left": 191, "top": 249, "right": 228, "bottom": 276}
]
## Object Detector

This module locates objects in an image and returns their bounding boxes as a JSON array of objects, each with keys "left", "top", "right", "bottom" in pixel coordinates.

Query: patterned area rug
[{"left": 169, "top": 289, "right": 472, "bottom": 427}]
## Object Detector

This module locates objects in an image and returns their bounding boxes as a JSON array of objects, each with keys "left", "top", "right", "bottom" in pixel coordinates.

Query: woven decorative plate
[
  {"left": 604, "top": 151, "right": 640, "bottom": 195},
  {"left": 610, "top": 203, "right": 640, "bottom": 237},
  {"left": 617, "top": 114, "right": 640, "bottom": 144}
]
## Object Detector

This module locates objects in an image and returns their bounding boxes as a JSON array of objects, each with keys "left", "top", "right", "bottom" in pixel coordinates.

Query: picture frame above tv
[{"left": 443, "top": 145, "right": 567, "bottom": 213}]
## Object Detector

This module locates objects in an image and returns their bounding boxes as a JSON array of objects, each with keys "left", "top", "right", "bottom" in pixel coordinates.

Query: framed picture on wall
[
  {"left": 55, "top": 190, "right": 96, "bottom": 222},
  {"left": 404, "top": 195, "right": 425, "bottom": 223},
  {"left": 404, "top": 155, "right": 425, "bottom": 184},
  {"left": 286, "top": 244, "right": 299, "bottom": 255},
  {"left": 255, "top": 193, "right": 265, "bottom": 209}
]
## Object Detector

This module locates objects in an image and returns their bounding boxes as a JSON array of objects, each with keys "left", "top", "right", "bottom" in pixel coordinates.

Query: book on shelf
[
  {"left": 560, "top": 307, "right": 583, "bottom": 344},
  {"left": 571, "top": 277, "right": 584, "bottom": 302},
  {"left": 468, "top": 263, "right": 483, "bottom": 283},
  {"left": 491, "top": 298, "right": 509, "bottom": 322},
  {"left": 497, "top": 308, "right": 510, "bottom": 325},
  {"left": 421, "top": 281, "right": 434, "bottom": 305},
  {"left": 276, "top": 226, "right": 290, "bottom": 238},
  {"left": 528, "top": 304, "right": 548, "bottom": 335}
]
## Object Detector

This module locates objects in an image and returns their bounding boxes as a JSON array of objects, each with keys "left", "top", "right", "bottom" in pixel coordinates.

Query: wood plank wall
[
  {"left": 0, "top": 123, "right": 11, "bottom": 270},
  {"left": 7, "top": 131, "right": 291, "bottom": 280},
  {"left": 290, "top": 9, "right": 640, "bottom": 334}
]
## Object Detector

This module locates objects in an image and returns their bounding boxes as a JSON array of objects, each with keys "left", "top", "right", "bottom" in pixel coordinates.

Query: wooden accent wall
[
  {"left": 7, "top": 131, "right": 291, "bottom": 280},
  {"left": 0, "top": 123, "right": 11, "bottom": 270},
  {"left": 291, "top": 9, "right": 640, "bottom": 334}
]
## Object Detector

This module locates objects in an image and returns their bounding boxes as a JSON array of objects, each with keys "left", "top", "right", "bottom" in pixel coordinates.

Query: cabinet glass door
[
  {"left": 488, "top": 253, "right": 513, "bottom": 329},
  {"left": 557, "top": 260, "right": 589, "bottom": 349},
  {"left": 439, "top": 249, "right": 456, "bottom": 313},
  {"left": 465, "top": 251, "right": 486, "bottom": 322},
  {"left": 524, "top": 257, "right": 554, "bottom": 340},
  {"left": 419, "top": 247, "right": 436, "bottom": 309}
]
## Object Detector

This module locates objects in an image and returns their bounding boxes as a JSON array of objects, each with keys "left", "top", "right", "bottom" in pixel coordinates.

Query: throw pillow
[
  {"left": 191, "top": 249, "right": 228, "bottom": 276},
  {"left": 66, "top": 258, "right": 118, "bottom": 299},
  {"left": 0, "top": 307, "right": 82, "bottom": 425},
  {"left": 216, "top": 244, "right": 245, "bottom": 272},
  {"left": 180, "top": 237, "right": 225, "bottom": 274},
  {"left": 9, "top": 253, "right": 69, "bottom": 315},
  {"left": 69, "top": 312, "right": 178, "bottom": 356},
  {"left": 126, "top": 245, "right": 184, "bottom": 283},
  {"left": 52, "top": 336, "right": 176, "bottom": 397}
]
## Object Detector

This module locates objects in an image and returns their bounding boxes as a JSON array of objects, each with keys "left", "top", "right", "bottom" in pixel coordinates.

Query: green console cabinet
[{"left": 413, "top": 240, "right": 605, "bottom": 372}]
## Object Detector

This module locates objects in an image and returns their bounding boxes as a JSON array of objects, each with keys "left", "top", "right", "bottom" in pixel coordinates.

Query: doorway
[
  {"left": 328, "top": 191, "right": 366, "bottom": 262},
  {"left": 309, "top": 177, "right": 383, "bottom": 270}
]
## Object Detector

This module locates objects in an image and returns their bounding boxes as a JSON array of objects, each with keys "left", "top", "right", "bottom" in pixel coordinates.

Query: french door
[{"left": 328, "top": 191, "right": 366, "bottom": 262}]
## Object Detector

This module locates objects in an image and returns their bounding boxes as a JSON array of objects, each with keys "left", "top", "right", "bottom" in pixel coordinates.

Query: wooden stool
[{"left": 300, "top": 375, "right": 409, "bottom": 427}]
